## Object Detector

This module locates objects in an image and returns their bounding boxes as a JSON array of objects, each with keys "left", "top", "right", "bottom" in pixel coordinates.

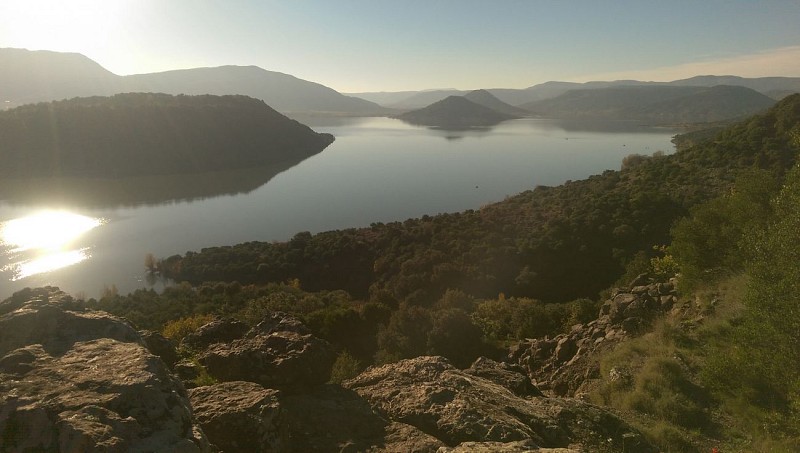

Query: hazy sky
[{"left": 2, "top": 0, "right": 800, "bottom": 92}]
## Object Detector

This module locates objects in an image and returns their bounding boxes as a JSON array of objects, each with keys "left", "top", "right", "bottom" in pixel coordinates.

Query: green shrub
[
  {"left": 329, "top": 351, "right": 363, "bottom": 384},
  {"left": 162, "top": 313, "right": 214, "bottom": 343}
]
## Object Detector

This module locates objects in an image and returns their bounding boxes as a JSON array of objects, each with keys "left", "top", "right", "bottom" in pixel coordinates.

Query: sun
[{"left": 1, "top": 0, "right": 135, "bottom": 61}]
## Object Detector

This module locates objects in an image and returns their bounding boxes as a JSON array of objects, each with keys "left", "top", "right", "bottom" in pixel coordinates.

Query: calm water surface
[{"left": 0, "top": 117, "right": 678, "bottom": 297}]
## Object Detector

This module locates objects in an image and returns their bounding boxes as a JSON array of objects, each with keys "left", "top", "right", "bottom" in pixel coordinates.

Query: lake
[{"left": 0, "top": 117, "right": 679, "bottom": 298}]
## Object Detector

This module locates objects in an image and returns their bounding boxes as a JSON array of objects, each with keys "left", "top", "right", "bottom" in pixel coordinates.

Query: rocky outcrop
[
  {"left": 0, "top": 288, "right": 209, "bottom": 452},
  {"left": 464, "top": 357, "right": 543, "bottom": 397},
  {"left": 0, "top": 286, "right": 142, "bottom": 357},
  {"left": 344, "top": 356, "right": 655, "bottom": 452},
  {"left": 510, "top": 278, "right": 679, "bottom": 397},
  {"left": 181, "top": 318, "right": 249, "bottom": 351},
  {"left": 246, "top": 311, "right": 312, "bottom": 337},
  {"left": 198, "top": 313, "right": 336, "bottom": 392},
  {"left": 188, "top": 381, "right": 286, "bottom": 453}
]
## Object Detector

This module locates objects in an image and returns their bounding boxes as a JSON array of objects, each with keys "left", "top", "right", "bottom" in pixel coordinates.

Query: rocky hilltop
[{"left": 0, "top": 287, "right": 656, "bottom": 452}]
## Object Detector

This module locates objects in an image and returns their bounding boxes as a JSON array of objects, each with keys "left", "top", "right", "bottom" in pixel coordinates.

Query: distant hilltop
[
  {"left": 396, "top": 95, "right": 521, "bottom": 129},
  {"left": 0, "top": 93, "right": 334, "bottom": 178},
  {"left": 463, "top": 89, "right": 530, "bottom": 117}
]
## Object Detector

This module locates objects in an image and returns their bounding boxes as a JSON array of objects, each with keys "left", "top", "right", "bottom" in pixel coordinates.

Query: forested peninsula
[{"left": 0, "top": 93, "right": 334, "bottom": 178}]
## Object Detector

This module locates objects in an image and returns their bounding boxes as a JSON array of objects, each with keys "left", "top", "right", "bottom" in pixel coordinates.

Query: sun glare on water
[{"left": 0, "top": 210, "right": 104, "bottom": 281}]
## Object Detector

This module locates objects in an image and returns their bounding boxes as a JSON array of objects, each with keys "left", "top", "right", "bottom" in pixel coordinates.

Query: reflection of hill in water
[{"left": 0, "top": 158, "right": 305, "bottom": 208}]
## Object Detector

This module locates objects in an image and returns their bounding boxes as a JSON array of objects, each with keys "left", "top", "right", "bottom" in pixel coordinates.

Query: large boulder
[
  {"left": 198, "top": 317, "right": 336, "bottom": 392},
  {"left": 188, "top": 381, "right": 286, "bottom": 453},
  {"left": 0, "top": 288, "right": 209, "bottom": 452},
  {"left": 344, "top": 356, "right": 654, "bottom": 452}
]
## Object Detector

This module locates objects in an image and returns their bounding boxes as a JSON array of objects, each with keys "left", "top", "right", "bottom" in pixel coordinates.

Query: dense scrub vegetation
[
  {"left": 83, "top": 94, "right": 800, "bottom": 450},
  {"left": 0, "top": 93, "right": 333, "bottom": 177}
]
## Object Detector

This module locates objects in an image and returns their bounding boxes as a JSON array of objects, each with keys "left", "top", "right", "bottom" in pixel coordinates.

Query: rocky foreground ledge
[
  {"left": 511, "top": 277, "right": 680, "bottom": 398},
  {"left": 0, "top": 287, "right": 209, "bottom": 452},
  {"left": 0, "top": 287, "right": 656, "bottom": 452}
]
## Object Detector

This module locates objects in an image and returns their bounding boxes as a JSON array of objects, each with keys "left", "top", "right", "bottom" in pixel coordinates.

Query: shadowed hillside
[{"left": 0, "top": 93, "right": 334, "bottom": 178}]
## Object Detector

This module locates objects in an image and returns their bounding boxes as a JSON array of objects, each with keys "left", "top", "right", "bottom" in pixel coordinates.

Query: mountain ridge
[
  {"left": 0, "top": 48, "right": 386, "bottom": 115},
  {"left": 521, "top": 84, "right": 777, "bottom": 123},
  {"left": 349, "top": 75, "right": 800, "bottom": 109}
]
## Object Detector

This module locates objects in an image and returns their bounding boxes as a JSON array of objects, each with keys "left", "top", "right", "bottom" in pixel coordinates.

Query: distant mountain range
[
  {"left": 395, "top": 85, "right": 776, "bottom": 126},
  {"left": 520, "top": 85, "right": 778, "bottom": 123},
  {"left": 396, "top": 95, "right": 521, "bottom": 129},
  {"left": 0, "top": 48, "right": 387, "bottom": 115},
  {"left": 3, "top": 48, "right": 797, "bottom": 124},
  {"left": 349, "top": 76, "right": 800, "bottom": 110}
]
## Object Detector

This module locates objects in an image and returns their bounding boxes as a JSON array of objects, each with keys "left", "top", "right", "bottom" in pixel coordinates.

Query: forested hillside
[
  {"left": 0, "top": 93, "right": 334, "bottom": 177},
  {"left": 161, "top": 95, "right": 800, "bottom": 305}
]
